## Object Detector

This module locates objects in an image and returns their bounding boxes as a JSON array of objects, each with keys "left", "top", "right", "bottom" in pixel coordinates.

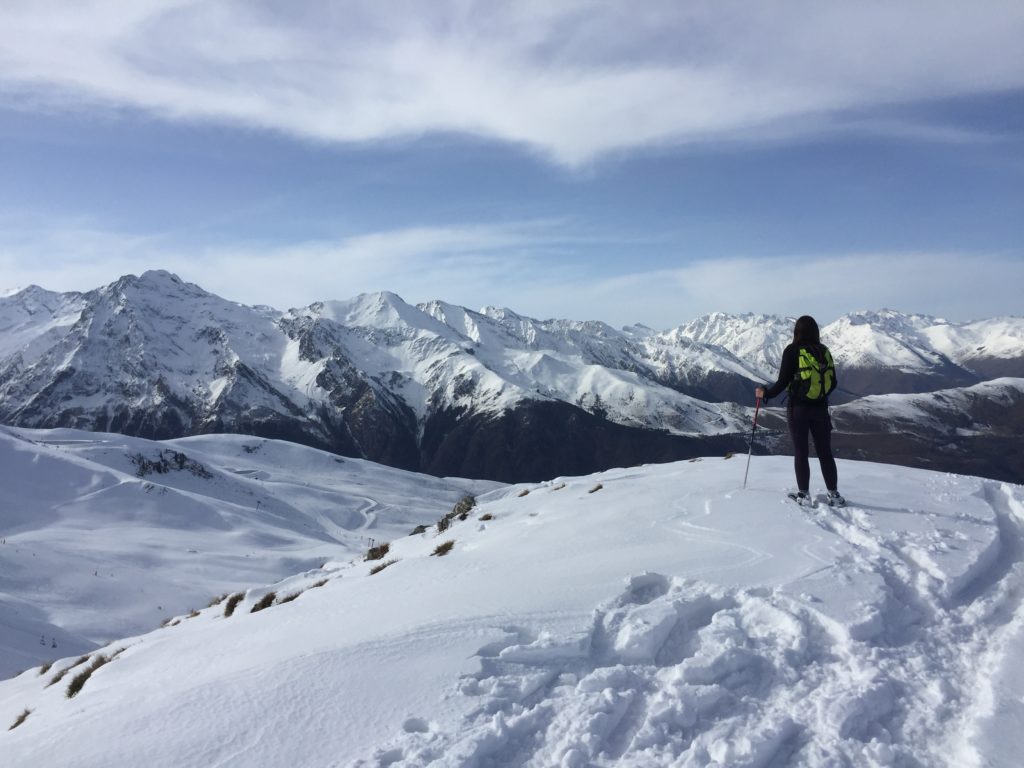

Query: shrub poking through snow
[
  {"left": 365, "top": 542, "right": 391, "bottom": 561},
  {"left": 724, "top": 452, "right": 735, "bottom": 459},
  {"left": 588, "top": 483, "right": 604, "bottom": 494},
  {"left": 160, "top": 617, "right": 173, "bottom": 628},
  {"left": 251, "top": 592, "right": 277, "bottom": 613},
  {"left": 432, "top": 540, "right": 455, "bottom": 557},
  {"left": 310, "top": 579, "right": 328, "bottom": 589},
  {"left": 208, "top": 593, "right": 229, "bottom": 607},
  {"left": 518, "top": 489, "right": 530, "bottom": 497},
  {"left": 223, "top": 592, "right": 245, "bottom": 617},
  {"left": 39, "top": 662, "right": 53, "bottom": 676},
  {"left": 278, "top": 592, "right": 302, "bottom": 605},
  {"left": 48, "top": 655, "right": 90, "bottom": 687},
  {"left": 188, "top": 609, "right": 200, "bottom": 618},
  {"left": 130, "top": 449, "right": 213, "bottom": 479},
  {"left": 66, "top": 655, "right": 110, "bottom": 699},
  {"left": 551, "top": 483, "right": 566, "bottom": 491},
  {"left": 8, "top": 709, "right": 31, "bottom": 731},
  {"left": 480, "top": 513, "right": 494, "bottom": 521},
  {"left": 370, "top": 559, "right": 398, "bottom": 575}
]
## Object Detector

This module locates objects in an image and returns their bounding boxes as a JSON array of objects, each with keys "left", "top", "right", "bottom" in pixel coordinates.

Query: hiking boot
[{"left": 826, "top": 490, "right": 846, "bottom": 507}]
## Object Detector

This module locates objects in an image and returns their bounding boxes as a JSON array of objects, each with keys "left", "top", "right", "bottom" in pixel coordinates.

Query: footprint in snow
[{"left": 355, "top": 574, "right": 908, "bottom": 767}]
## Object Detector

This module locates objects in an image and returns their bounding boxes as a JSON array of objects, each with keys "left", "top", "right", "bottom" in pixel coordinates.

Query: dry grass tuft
[
  {"left": 223, "top": 592, "right": 245, "bottom": 618},
  {"left": 588, "top": 483, "right": 604, "bottom": 494},
  {"left": 66, "top": 655, "right": 110, "bottom": 699},
  {"left": 250, "top": 592, "right": 277, "bottom": 613},
  {"left": 8, "top": 708, "right": 31, "bottom": 731},
  {"left": 38, "top": 662, "right": 53, "bottom": 676},
  {"left": 431, "top": 540, "right": 455, "bottom": 557},
  {"left": 369, "top": 559, "right": 398, "bottom": 575},
  {"left": 207, "top": 593, "right": 229, "bottom": 608},
  {"left": 479, "top": 513, "right": 494, "bottom": 521},
  {"left": 517, "top": 489, "right": 530, "bottom": 497},
  {"left": 277, "top": 592, "right": 302, "bottom": 605},
  {"left": 550, "top": 483, "right": 566, "bottom": 491},
  {"left": 48, "top": 655, "right": 90, "bottom": 687},
  {"left": 310, "top": 579, "right": 328, "bottom": 589}
]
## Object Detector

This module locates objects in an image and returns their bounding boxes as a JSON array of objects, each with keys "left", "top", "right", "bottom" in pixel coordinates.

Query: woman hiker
[{"left": 755, "top": 315, "right": 846, "bottom": 507}]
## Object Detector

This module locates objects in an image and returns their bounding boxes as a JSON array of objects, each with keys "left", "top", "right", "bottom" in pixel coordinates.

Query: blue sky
[{"left": 1, "top": 1, "right": 1022, "bottom": 328}]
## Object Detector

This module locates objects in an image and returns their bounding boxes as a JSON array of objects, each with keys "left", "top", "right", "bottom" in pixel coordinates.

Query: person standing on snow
[{"left": 755, "top": 315, "right": 846, "bottom": 507}]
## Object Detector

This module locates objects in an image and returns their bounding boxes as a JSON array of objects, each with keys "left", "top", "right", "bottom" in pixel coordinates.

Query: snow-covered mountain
[
  {"left": 672, "top": 308, "right": 1024, "bottom": 398},
  {"left": 0, "top": 426, "right": 494, "bottom": 679},
  {"left": 1, "top": 272, "right": 1022, "bottom": 482},
  {"left": 3, "top": 426, "right": 1023, "bottom": 766},
  {"left": 0, "top": 272, "right": 755, "bottom": 481},
  {"left": 831, "top": 377, "right": 1024, "bottom": 483},
  {"left": 666, "top": 311, "right": 794, "bottom": 378}
]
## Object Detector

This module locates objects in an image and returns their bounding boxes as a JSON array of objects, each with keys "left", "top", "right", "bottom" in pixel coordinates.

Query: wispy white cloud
[
  {"left": 1, "top": 1, "right": 1022, "bottom": 165},
  {"left": 575, "top": 252, "right": 1024, "bottom": 327},
  {"left": 0, "top": 217, "right": 584, "bottom": 310},
  {"left": 1, "top": 217, "right": 1020, "bottom": 327}
]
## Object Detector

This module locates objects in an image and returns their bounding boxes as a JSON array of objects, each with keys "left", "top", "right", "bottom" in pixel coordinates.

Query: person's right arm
[{"left": 759, "top": 344, "right": 796, "bottom": 402}]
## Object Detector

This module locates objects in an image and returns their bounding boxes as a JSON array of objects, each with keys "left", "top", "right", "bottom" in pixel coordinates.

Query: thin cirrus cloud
[
  {"left": 0, "top": 217, "right": 585, "bottom": 311},
  {"left": 2, "top": 217, "right": 1020, "bottom": 327},
  {"left": 1, "top": 1, "right": 1023, "bottom": 165}
]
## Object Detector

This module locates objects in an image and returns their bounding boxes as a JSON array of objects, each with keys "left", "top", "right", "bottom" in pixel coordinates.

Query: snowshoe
[
  {"left": 826, "top": 490, "right": 847, "bottom": 508},
  {"left": 787, "top": 491, "right": 815, "bottom": 508}
]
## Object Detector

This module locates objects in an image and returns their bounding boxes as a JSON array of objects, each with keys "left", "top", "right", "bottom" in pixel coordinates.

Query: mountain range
[{"left": 2, "top": 270, "right": 1022, "bottom": 482}]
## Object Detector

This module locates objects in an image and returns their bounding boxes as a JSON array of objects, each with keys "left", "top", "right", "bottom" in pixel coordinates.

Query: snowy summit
[{"left": 2, "top": 427, "right": 1023, "bottom": 766}]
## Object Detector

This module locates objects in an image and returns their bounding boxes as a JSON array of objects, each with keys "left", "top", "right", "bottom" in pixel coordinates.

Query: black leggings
[{"left": 788, "top": 405, "right": 838, "bottom": 492}]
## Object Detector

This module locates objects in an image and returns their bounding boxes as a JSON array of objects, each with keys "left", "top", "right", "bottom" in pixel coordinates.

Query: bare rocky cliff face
[{"left": 2, "top": 271, "right": 1022, "bottom": 482}]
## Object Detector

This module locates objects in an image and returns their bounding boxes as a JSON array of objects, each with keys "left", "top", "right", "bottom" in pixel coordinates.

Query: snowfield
[
  {"left": 2, "top": 428, "right": 1024, "bottom": 767},
  {"left": 0, "top": 427, "right": 495, "bottom": 679}
]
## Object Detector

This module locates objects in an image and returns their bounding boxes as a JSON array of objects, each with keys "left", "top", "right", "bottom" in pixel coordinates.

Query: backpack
[{"left": 791, "top": 345, "right": 836, "bottom": 402}]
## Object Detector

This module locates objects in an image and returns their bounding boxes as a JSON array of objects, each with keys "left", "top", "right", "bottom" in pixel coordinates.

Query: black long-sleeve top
[{"left": 763, "top": 342, "right": 830, "bottom": 406}]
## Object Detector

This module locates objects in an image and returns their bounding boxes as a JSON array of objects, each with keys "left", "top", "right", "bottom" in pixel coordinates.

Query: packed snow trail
[
  {"left": 355, "top": 533, "right": 1024, "bottom": 768},
  {"left": 351, "top": 476, "right": 1024, "bottom": 767},
  {"left": 2, "top": 445, "right": 1024, "bottom": 767}
]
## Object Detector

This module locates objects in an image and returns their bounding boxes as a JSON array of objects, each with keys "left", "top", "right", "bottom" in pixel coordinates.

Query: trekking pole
[{"left": 742, "top": 395, "right": 762, "bottom": 489}]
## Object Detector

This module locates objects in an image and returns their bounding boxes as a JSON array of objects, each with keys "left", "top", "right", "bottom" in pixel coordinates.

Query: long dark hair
[{"left": 793, "top": 315, "right": 820, "bottom": 345}]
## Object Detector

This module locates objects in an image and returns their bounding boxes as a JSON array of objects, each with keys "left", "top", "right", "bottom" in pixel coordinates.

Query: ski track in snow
[{"left": 354, "top": 488, "right": 1024, "bottom": 768}]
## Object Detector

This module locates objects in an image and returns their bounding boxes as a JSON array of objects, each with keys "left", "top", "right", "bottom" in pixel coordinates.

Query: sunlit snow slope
[
  {"left": 3, "top": 438, "right": 1023, "bottom": 767},
  {"left": 0, "top": 427, "right": 495, "bottom": 679}
]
